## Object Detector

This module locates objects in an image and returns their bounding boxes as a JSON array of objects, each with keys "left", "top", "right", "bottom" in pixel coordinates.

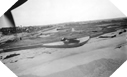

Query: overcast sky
[{"left": 1, "top": 0, "right": 126, "bottom": 27}]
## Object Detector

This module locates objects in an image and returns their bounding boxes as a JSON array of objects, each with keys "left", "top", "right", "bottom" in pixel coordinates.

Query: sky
[{"left": 0, "top": 0, "right": 126, "bottom": 27}]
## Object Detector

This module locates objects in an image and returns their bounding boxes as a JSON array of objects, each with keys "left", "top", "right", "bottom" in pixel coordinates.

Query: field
[{"left": 0, "top": 17, "right": 127, "bottom": 77}]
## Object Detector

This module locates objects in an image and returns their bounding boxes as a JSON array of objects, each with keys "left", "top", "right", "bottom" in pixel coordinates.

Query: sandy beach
[{"left": 1, "top": 30, "right": 126, "bottom": 77}]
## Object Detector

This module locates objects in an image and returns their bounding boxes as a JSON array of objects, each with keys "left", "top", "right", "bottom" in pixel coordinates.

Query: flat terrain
[
  {"left": 0, "top": 17, "right": 127, "bottom": 52},
  {"left": 0, "top": 17, "right": 127, "bottom": 77}
]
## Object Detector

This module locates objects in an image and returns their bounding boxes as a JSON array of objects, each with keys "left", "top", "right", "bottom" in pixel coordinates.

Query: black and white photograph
[{"left": 0, "top": 0, "right": 127, "bottom": 77}]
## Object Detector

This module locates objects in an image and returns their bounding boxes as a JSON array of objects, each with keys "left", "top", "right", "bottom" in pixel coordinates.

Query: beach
[{"left": 0, "top": 29, "right": 126, "bottom": 77}]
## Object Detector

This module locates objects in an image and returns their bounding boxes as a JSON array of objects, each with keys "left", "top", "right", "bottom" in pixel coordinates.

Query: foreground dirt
[{"left": 2, "top": 31, "right": 126, "bottom": 77}]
